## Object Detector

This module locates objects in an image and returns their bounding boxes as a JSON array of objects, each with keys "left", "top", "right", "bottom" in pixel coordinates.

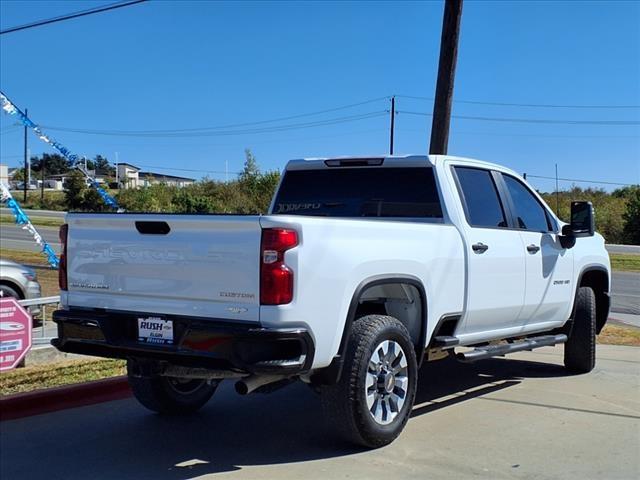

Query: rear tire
[
  {"left": 564, "top": 286, "right": 596, "bottom": 373},
  {"left": 127, "top": 361, "right": 218, "bottom": 414},
  {"left": 319, "top": 315, "right": 418, "bottom": 448}
]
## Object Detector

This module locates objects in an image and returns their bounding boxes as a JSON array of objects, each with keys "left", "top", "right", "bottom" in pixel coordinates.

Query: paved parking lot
[{"left": 1, "top": 344, "right": 638, "bottom": 480}]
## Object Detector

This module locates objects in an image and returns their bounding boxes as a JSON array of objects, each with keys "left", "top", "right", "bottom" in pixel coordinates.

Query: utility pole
[
  {"left": 27, "top": 148, "right": 31, "bottom": 189},
  {"left": 41, "top": 153, "right": 45, "bottom": 203},
  {"left": 389, "top": 96, "right": 396, "bottom": 155},
  {"left": 115, "top": 152, "right": 119, "bottom": 187},
  {"left": 429, "top": 0, "right": 463, "bottom": 155},
  {"left": 555, "top": 163, "right": 559, "bottom": 213},
  {"left": 23, "top": 107, "right": 28, "bottom": 202}
]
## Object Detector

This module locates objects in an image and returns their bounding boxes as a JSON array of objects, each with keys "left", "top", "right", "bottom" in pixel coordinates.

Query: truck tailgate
[{"left": 64, "top": 214, "right": 261, "bottom": 322}]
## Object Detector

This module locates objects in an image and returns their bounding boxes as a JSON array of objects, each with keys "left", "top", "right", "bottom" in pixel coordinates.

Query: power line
[
  {"left": 37, "top": 106, "right": 639, "bottom": 138},
  {"left": 395, "top": 94, "right": 640, "bottom": 109},
  {"left": 0, "top": 0, "right": 148, "bottom": 35},
  {"left": 6, "top": 93, "right": 639, "bottom": 145},
  {"left": 47, "top": 127, "right": 388, "bottom": 149},
  {"left": 41, "top": 96, "right": 389, "bottom": 135},
  {"left": 41, "top": 111, "right": 389, "bottom": 137},
  {"left": 525, "top": 174, "right": 637, "bottom": 187},
  {"left": 397, "top": 127, "right": 640, "bottom": 139},
  {"left": 397, "top": 110, "right": 640, "bottom": 126}
]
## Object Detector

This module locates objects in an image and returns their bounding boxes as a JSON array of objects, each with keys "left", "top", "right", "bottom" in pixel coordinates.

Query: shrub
[{"left": 622, "top": 187, "right": 640, "bottom": 245}]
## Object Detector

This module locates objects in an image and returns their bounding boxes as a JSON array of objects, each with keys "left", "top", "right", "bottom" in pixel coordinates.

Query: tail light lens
[
  {"left": 58, "top": 224, "right": 68, "bottom": 291},
  {"left": 260, "top": 228, "right": 298, "bottom": 305}
]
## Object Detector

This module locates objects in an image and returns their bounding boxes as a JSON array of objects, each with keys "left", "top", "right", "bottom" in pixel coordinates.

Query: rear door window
[
  {"left": 454, "top": 167, "right": 508, "bottom": 228},
  {"left": 273, "top": 167, "right": 443, "bottom": 218}
]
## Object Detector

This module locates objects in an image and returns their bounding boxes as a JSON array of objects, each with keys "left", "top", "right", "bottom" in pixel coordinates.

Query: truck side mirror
[
  {"left": 569, "top": 201, "right": 595, "bottom": 237},
  {"left": 559, "top": 201, "right": 594, "bottom": 249}
]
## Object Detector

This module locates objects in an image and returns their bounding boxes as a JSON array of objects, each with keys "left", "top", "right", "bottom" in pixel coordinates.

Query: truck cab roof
[{"left": 285, "top": 154, "right": 520, "bottom": 179}]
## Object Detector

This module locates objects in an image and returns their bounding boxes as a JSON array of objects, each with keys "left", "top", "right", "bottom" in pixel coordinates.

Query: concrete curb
[
  {"left": 609, "top": 314, "right": 640, "bottom": 329},
  {"left": 0, "top": 376, "right": 131, "bottom": 421},
  {"left": 24, "top": 344, "right": 89, "bottom": 366}
]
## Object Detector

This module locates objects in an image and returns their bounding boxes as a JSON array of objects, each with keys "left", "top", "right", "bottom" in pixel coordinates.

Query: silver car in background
[{"left": 0, "top": 258, "right": 42, "bottom": 315}]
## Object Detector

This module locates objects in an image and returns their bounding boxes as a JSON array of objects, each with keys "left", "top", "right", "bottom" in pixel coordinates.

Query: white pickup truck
[{"left": 53, "top": 155, "right": 611, "bottom": 447}]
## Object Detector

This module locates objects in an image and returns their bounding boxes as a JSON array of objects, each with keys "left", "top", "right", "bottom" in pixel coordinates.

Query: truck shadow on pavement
[
  {"left": 412, "top": 355, "right": 567, "bottom": 418},
  {"left": 2, "top": 356, "right": 569, "bottom": 480}
]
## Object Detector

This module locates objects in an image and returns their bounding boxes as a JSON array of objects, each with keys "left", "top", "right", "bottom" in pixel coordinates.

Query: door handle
[
  {"left": 472, "top": 242, "right": 489, "bottom": 253},
  {"left": 527, "top": 244, "right": 540, "bottom": 253}
]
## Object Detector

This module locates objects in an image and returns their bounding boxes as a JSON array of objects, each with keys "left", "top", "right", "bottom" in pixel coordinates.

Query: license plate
[{"left": 137, "top": 317, "right": 174, "bottom": 345}]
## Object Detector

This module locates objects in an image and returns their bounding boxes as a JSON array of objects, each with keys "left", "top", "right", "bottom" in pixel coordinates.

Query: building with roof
[
  {"left": 116, "top": 163, "right": 141, "bottom": 189},
  {"left": 0, "top": 164, "right": 8, "bottom": 186},
  {"left": 139, "top": 171, "right": 195, "bottom": 188}
]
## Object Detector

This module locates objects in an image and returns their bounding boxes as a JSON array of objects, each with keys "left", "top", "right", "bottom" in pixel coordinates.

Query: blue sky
[{"left": 1, "top": 0, "right": 638, "bottom": 192}]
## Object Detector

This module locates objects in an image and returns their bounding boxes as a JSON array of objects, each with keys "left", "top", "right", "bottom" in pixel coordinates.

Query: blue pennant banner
[
  {"left": 0, "top": 91, "right": 120, "bottom": 210},
  {"left": 0, "top": 183, "right": 60, "bottom": 268}
]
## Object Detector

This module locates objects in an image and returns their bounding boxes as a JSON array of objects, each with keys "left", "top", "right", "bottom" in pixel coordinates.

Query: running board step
[
  {"left": 456, "top": 334, "right": 568, "bottom": 363},
  {"left": 432, "top": 336, "right": 460, "bottom": 348}
]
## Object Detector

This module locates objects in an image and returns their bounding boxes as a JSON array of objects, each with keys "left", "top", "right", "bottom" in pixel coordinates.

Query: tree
[
  {"left": 173, "top": 189, "right": 215, "bottom": 213},
  {"left": 240, "top": 149, "right": 259, "bottom": 181},
  {"left": 30, "top": 154, "right": 72, "bottom": 175},
  {"left": 10, "top": 168, "right": 25, "bottom": 183},
  {"left": 622, "top": 187, "right": 640, "bottom": 245},
  {"left": 81, "top": 188, "right": 111, "bottom": 212},
  {"left": 541, "top": 186, "right": 627, "bottom": 244},
  {"left": 612, "top": 186, "right": 637, "bottom": 199},
  {"left": 64, "top": 171, "right": 87, "bottom": 210},
  {"left": 94, "top": 155, "right": 115, "bottom": 176}
]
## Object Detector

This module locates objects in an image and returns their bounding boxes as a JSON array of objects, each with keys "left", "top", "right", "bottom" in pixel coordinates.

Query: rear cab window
[
  {"left": 272, "top": 167, "right": 443, "bottom": 219},
  {"left": 453, "top": 167, "right": 508, "bottom": 228}
]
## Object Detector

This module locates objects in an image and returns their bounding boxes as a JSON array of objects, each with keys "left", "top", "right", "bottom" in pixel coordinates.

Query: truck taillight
[
  {"left": 260, "top": 228, "right": 298, "bottom": 305},
  {"left": 58, "top": 224, "right": 68, "bottom": 291}
]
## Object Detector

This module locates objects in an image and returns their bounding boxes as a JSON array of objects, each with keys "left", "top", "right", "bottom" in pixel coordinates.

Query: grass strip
[
  {"left": 1, "top": 215, "right": 63, "bottom": 228},
  {"left": 597, "top": 323, "right": 640, "bottom": 347},
  {"left": 0, "top": 359, "right": 126, "bottom": 396},
  {"left": 609, "top": 253, "right": 640, "bottom": 273},
  {"left": 0, "top": 248, "right": 59, "bottom": 297},
  {"left": 0, "top": 248, "right": 51, "bottom": 266}
]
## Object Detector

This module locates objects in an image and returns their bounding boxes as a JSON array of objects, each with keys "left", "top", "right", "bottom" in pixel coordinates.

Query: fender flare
[
  {"left": 573, "top": 265, "right": 610, "bottom": 334},
  {"left": 312, "top": 274, "right": 428, "bottom": 385}
]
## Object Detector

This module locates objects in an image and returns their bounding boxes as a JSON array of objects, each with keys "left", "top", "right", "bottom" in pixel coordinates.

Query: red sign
[{"left": 0, "top": 298, "right": 32, "bottom": 371}]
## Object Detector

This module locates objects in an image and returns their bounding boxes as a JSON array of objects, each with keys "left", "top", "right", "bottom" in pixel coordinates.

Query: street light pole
[
  {"left": 23, "top": 107, "right": 28, "bottom": 202},
  {"left": 389, "top": 96, "right": 396, "bottom": 155},
  {"left": 41, "top": 154, "right": 45, "bottom": 203}
]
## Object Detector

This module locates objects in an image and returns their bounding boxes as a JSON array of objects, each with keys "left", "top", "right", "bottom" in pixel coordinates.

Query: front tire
[
  {"left": 127, "top": 361, "right": 218, "bottom": 414},
  {"left": 564, "top": 286, "right": 596, "bottom": 373},
  {"left": 0, "top": 284, "right": 21, "bottom": 299},
  {"left": 320, "top": 315, "right": 418, "bottom": 448}
]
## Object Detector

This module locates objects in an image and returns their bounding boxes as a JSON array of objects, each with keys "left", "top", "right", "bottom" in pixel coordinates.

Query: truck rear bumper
[{"left": 52, "top": 308, "right": 314, "bottom": 375}]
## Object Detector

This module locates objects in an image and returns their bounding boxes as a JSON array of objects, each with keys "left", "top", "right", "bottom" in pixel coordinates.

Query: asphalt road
[
  {"left": 0, "top": 224, "right": 61, "bottom": 253},
  {"left": 0, "top": 207, "right": 65, "bottom": 219},
  {"left": 606, "top": 244, "right": 640, "bottom": 255},
  {"left": 612, "top": 271, "right": 640, "bottom": 315},
  {"left": 1, "top": 345, "right": 638, "bottom": 480}
]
